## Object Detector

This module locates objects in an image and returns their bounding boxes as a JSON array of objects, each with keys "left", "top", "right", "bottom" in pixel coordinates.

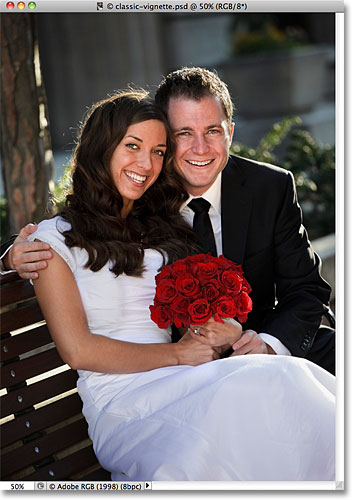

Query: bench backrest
[{"left": 0, "top": 273, "right": 109, "bottom": 481}]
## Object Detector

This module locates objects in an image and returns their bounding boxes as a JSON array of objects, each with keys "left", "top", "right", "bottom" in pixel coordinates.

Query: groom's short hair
[{"left": 155, "top": 67, "right": 233, "bottom": 132}]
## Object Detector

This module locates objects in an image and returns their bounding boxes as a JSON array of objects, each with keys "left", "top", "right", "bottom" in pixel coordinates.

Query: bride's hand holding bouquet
[{"left": 188, "top": 316, "right": 242, "bottom": 349}]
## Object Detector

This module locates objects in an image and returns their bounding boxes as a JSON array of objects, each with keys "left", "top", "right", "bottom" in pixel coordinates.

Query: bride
[{"left": 29, "top": 90, "right": 335, "bottom": 482}]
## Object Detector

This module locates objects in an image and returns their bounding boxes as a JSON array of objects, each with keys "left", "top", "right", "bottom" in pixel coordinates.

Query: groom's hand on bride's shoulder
[
  {"left": 6, "top": 224, "right": 53, "bottom": 280},
  {"left": 231, "top": 330, "right": 276, "bottom": 356}
]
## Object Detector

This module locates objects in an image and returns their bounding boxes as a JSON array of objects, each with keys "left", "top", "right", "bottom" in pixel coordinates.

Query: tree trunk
[{"left": 0, "top": 13, "right": 54, "bottom": 237}]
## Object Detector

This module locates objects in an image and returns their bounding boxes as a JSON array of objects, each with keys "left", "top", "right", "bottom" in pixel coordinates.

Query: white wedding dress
[{"left": 31, "top": 217, "right": 335, "bottom": 482}]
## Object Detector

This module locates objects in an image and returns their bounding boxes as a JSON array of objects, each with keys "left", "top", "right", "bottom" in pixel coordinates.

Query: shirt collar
[{"left": 180, "top": 172, "right": 222, "bottom": 214}]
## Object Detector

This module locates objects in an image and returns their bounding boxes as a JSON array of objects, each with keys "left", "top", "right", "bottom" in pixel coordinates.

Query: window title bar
[{"left": 1, "top": 0, "right": 344, "bottom": 13}]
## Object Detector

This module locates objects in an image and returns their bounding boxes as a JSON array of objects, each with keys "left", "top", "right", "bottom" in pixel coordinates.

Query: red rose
[
  {"left": 220, "top": 270, "right": 243, "bottom": 294},
  {"left": 170, "top": 295, "right": 190, "bottom": 313},
  {"left": 155, "top": 265, "right": 172, "bottom": 286},
  {"left": 196, "top": 262, "right": 219, "bottom": 285},
  {"left": 188, "top": 253, "right": 213, "bottom": 275},
  {"left": 234, "top": 291, "right": 253, "bottom": 323},
  {"left": 149, "top": 304, "right": 173, "bottom": 329},
  {"left": 169, "top": 297, "right": 191, "bottom": 328},
  {"left": 176, "top": 275, "right": 201, "bottom": 298},
  {"left": 173, "top": 311, "right": 190, "bottom": 328},
  {"left": 215, "top": 255, "right": 233, "bottom": 271},
  {"left": 211, "top": 295, "right": 237, "bottom": 323},
  {"left": 187, "top": 253, "right": 208, "bottom": 263},
  {"left": 155, "top": 279, "right": 177, "bottom": 304},
  {"left": 202, "top": 279, "right": 220, "bottom": 303},
  {"left": 189, "top": 298, "right": 212, "bottom": 325},
  {"left": 170, "top": 260, "right": 189, "bottom": 278},
  {"left": 241, "top": 276, "right": 252, "bottom": 294}
]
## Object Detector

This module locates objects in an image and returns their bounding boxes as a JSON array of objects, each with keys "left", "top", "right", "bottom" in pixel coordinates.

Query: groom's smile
[{"left": 187, "top": 159, "right": 213, "bottom": 166}]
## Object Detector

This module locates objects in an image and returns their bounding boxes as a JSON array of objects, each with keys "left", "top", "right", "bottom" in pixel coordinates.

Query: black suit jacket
[
  {"left": 221, "top": 155, "right": 331, "bottom": 358},
  {"left": 0, "top": 236, "right": 17, "bottom": 257}
]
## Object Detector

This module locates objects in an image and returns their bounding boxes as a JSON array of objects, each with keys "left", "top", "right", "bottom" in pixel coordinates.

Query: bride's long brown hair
[{"left": 60, "top": 90, "right": 199, "bottom": 277}]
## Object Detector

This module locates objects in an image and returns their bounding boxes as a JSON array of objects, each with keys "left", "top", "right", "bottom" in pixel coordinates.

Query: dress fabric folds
[{"left": 30, "top": 217, "right": 336, "bottom": 482}]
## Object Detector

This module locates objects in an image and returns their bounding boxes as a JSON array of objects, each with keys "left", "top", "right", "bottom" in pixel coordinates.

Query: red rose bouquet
[{"left": 149, "top": 253, "right": 252, "bottom": 329}]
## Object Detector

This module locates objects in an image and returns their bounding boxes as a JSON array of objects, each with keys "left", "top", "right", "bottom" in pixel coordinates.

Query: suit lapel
[{"left": 221, "top": 157, "right": 252, "bottom": 265}]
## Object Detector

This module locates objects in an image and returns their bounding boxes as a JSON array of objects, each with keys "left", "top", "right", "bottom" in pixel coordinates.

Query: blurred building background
[{"left": 36, "top": 12, "right": 335, "bottom": 162}]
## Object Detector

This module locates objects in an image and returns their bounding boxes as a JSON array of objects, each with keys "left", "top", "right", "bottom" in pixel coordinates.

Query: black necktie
[{"left": 188, "top": 198, "right": 217, "bottom": 256}]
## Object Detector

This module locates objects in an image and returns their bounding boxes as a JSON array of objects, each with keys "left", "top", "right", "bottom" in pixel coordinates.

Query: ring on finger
[{"left": 193, "top": 327, "right": 201, "bottom": 335}]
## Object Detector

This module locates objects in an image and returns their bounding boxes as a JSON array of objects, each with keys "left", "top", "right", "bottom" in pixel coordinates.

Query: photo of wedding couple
[{"left": 1, "top": 9, "right": 340, "bottom": 485}]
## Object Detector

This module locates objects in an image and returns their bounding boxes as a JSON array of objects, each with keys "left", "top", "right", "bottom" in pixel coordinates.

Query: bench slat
[
  {"left": 0, "top": 301, "right": 44, "bottom": 335},
  {"left": 0, "top": 273, "right": 21, "bottom": 285},
  {"left": 1, "top": 324, "right": 52, "bottom": 362},
  {"left": 1, "top": 369, "right": 78, "bottom": 418},
  {"left": 3, "top": 418, "right": 90, "bottom": 478},
  {"left": 1, "top": 393, "right": 83, "bottom": 448},
  {"left": 0, "top": 279, "right": 36, "bottom": 307},
  {"left": 23, "top": 445, "right": 101, "bottom": 481},
  {"left": 1, "top": 347, "right": 65, "bottom": 389}
]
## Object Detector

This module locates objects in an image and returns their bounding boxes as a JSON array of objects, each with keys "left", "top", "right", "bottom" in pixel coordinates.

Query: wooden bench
[{"left": 0, "top": 272, "right": 110, "bottom": 481}]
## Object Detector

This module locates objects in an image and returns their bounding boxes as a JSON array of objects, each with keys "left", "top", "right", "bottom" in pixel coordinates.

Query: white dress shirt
[{"left": 180, "top": 172, "right": 291, "bottom": 356}]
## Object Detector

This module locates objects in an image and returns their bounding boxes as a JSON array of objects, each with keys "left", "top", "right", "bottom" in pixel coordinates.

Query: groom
[{"left": 1, "top": 67, "right": 335, "bottom": 374}]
